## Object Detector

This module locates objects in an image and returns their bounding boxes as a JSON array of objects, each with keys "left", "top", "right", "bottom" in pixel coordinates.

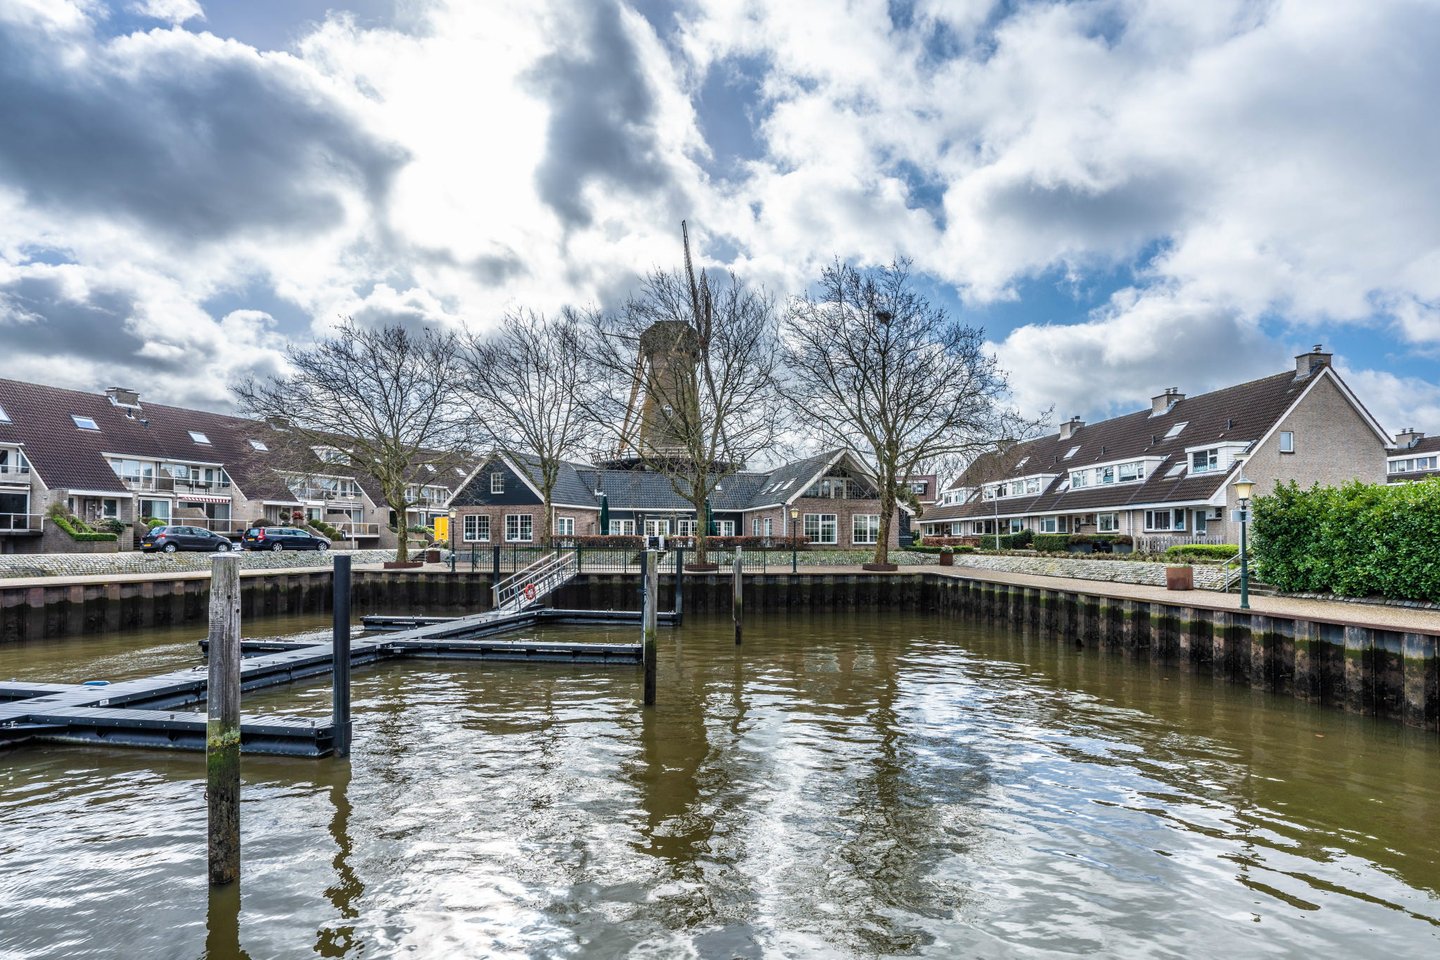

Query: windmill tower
[{"left": 615, "top": 319, "right": 700, "bottom": 460}]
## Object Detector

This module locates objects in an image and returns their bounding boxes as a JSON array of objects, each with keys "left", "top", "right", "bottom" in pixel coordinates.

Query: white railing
[
  {"left": 492, "top": 551, "right": 579, "bottom": 614},
  {"left": 116, "top": 474, "right": 232, "bottom": 494},
  {"left": 162, "top": 517, "right": 238, "bottom": 534},
  {"left": 328, "top": 522, "right": 381, "bottom": 539},
  {"left": 0, "top": 464, "right": 30, "bottom": 483},
  {"left": 0, "top": 513, "right": 41, "bottom": 532}
]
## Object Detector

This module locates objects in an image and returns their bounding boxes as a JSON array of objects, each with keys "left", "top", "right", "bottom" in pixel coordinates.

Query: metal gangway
[{"left": 492, "top": 550, "right": 580, "bottom": 615}]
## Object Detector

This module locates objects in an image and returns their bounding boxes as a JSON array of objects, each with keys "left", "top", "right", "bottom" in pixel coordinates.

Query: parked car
[
  {"left": 241, "top": 527, "right": 330, "bottom": 551},
  {"left": 140, "top": 525, "right": 235, "bottom": 553}
]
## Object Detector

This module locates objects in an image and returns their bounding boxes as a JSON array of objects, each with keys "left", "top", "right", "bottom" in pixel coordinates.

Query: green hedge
[
  {"left": 1032, "top": 533, "right": 1069, "bottom": 552},
  {"left": 1252, "top": 478, "right": 1440, "bottom": 602},
  {"left": 907, "top": 544, "right": 977, "bottom": 554},
  {"left": 52, "top": 514, "right": 118, "bottom": 542},
  {"left": 1164, "top": 544, "right": 1239, "bottom": 561}
]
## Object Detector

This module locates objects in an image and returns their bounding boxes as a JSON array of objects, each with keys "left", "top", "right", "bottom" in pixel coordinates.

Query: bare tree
[
  {"left": 582, "top": 224, "right": 782, "bottom": 566},
  {"left": 234, "top": 321, "right": 472, "bottom": 562},
  {"left": 782, "top": 259, "right": 1039, "bottom": 567},
  {"left": 456, "top": 310, "right": 589, "bottom": 545}
]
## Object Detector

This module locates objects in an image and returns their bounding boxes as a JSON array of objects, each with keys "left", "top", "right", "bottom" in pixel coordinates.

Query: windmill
[{"left": 612, "top": 222, "right": 706, "bottom": 462}]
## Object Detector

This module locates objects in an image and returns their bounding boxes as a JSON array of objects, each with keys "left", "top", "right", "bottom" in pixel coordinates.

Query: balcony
[
  {"left": 0, "top": 513, "right": 42, "bottom": 534},
  {"left": 115, "top": 473, "right": 232, "bottom": 495},
  {"left": 0, "top": 463, "right": 31, "bottom": 486},
  {"left": 290, "top": 486, "right": 362, "bottom": 503},
  {"left": 330, "top": 522, "right": 381, "bottom": 539}
]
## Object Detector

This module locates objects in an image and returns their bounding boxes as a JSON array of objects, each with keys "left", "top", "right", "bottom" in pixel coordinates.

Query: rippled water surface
[{"left": 1, "top": 611, "right": 1438, "bottom": 958}]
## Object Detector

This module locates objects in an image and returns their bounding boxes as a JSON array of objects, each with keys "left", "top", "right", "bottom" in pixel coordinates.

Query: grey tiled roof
[
  {"left": 508, "top": 452, "right": 599, "bottom": 507},
  {"left": 934, "top": 368, "right": 1338, "bottom": 521}
]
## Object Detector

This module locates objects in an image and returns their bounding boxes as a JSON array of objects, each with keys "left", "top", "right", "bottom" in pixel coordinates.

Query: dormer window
[
  {"left": 1164, "top": 421, "right": 1188, "bottom": 439},
  {"left": 249, "top": 439, "right": 269, "bottom": 451},
  {"left": 312, "top": 446, "right": 347, "bottom": 464},
  {"left": 491, "top": 472, "right": 504, "bottom": 494},
  {"left": 1190, "top": 449, "right": 1220, "bottom": 473},
  {"left": 189, "top": 431, "right": 211, "bottom": 445},
  {"left": 71, "top": 415, "right": 99, "bottom": 431},
  {"left": 0, "top": 403, "right": 9, "bottom": 423}
]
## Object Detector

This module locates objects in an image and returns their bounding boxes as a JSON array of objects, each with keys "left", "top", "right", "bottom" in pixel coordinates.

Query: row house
[
  {"left": 917, "top": 347, "right": 1392, "bottom": 549},
  {"left": 1386, "top": 429, "right": 1440, "bottom": 483},
  {"left": 447, "top": 449, "right": 910, "bottom": 550},
  {"left": 0, "top": 378, "right": 460, "bottom": 553}
]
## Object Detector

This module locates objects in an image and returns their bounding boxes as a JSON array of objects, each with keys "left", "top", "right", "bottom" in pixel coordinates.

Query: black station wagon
[
  {"left": 241, "top": 527, "right": 330, "bottom": 551},
  {"left": 140, "top": 525, "right": 235, "bottom": 553}
]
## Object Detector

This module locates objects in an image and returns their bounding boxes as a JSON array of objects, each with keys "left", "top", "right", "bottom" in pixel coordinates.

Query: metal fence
[{"left": 448, "top": 543, "right": 905, "bottom": 576}]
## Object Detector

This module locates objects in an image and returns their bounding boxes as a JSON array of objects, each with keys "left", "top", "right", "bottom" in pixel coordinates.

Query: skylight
[
  {"left": 1166, "top": 463, "right": 1186, "bottom": 478},
  {"left": 1063, "top": 446, "right": 1080, "bottom": 460},
  {"left": 0, "top": 403, "right": 9, "bottom": 423},
  {"left": 1164, "top": 421, "right": 1188, "bottom": 439},
  {"left": 1015, "top": 456, "right": 1030, "bottom": 469},
  {"left": 424, "top": 464, "right": 436, "bottom": 473},
  {"left": 189, "top": 431, "right": 211, "bottom": 445},
  {"left": 454, "top": 467, "right": 466, "bottom": 477},
  {"left": 249, "top": 439, "right": 269, "bottom": 451},
  {"left": 71, "top": 415, "right": 99, "bottom": 430}
]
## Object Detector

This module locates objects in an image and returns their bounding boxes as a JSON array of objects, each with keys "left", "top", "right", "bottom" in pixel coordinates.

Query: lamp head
[
  {"left": 1231, "top": 474, "right": 1255, "bottom": 503},
  {"left": 789, "top": 507, "right": 799, "bottom": 521}
]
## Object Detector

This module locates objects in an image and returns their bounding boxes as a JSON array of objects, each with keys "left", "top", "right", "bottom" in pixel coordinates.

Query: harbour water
[{"left": 1, "top": 611, "right": 1437, "bottom": 958}]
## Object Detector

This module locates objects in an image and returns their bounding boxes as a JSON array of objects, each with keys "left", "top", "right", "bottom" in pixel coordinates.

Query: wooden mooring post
[
  {"left": 206, "top": 552, "right": 242, "bottom": 886},
  {"left": 332, "top": 554, "right": 353, "bottom": 758},
  {"left": 642, "top": 550, "right": 658, "bottom": 705},
  {"left": 732, "top": 547, "right": 743, "bottom": 646}
]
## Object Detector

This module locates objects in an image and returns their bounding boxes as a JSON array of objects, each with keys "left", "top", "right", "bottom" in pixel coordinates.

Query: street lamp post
[
  {"left": 1231, "top": 469, "right": 1255, "bottom": 611},
  {"left": 790, "top": 507, "right": 800, "bottom": 574},
  {"left": 447, "top": 508, "right": 457, "bottom": 574}
]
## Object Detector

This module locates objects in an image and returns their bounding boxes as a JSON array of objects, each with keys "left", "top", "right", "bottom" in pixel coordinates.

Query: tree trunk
[
  {"left": 873, "top": 490, "right": 895, "bottom": 567},
  {"left": 541, "top": 487, "right": 554, "bottom": 547},
  {"left": 692, "top": 489, "right": 709, "bottom": 565},
  {"left": 390, "top": 494, "right": 408, "bottom": 563}
]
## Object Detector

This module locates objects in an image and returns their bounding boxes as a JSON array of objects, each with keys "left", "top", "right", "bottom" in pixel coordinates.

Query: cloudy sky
[{"left": 1, "top": 0, "right": 1437, "bottom": 436}]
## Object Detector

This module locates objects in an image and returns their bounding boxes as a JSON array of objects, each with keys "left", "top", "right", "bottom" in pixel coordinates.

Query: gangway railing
[{"left": 492, "top": 551, "right": 579, "bottom": 614}]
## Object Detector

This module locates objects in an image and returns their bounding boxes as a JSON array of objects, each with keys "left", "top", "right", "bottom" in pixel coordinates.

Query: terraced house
[
  {"left": 447, "top": 449, "right": 910, "bottom": 549},
  {"left": 917, "top": 347, "right": 1391, "bottom": 549},
  {"left": 0, "top": 378, "right": 459, "bottom": 554},
  {"left": 1386, "top": 428, "right": 1440, "bottom": 483}
]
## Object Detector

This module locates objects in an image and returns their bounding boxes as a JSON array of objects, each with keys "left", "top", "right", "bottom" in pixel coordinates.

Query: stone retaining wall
[
  {"left": 952, "top": 553, "right": 1226, "bottom": 589},
  {"left": 0, "top": 549, "right": 396, "bottom": 579}
]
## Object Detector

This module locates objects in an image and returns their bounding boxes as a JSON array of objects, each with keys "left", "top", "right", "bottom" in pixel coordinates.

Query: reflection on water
[{"left": 1, "top": 611, "right": 1438, "bottom": 958}]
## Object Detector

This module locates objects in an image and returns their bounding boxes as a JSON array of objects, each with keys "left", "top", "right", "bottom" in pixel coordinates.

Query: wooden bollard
[
  {"left": 206, "top": 553, "right": 242, "bottom": 886},
  {"left": 642, "top": 550, "right": 658, "bottom": 706},
  {"left": 332, "top": 554, "right": 352, "bottom": 758},
  {"left": 733, "top": 547, "right": 743, "bottom": 645}
]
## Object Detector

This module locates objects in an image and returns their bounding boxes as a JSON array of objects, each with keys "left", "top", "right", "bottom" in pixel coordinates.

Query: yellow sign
[{"left": 433, "top": 516, "right": 449, "bottom": 543}]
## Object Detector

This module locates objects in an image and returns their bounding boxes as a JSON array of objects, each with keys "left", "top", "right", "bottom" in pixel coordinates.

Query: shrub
[
  {"left": 558, "top": 534, "right": 645, "bottom": 549},
  {"left": 98, "top": 518, "right": 127, "bottom": 535},
  {"left": 664, "top": 535, "right": 812, "bottom": 551},
  {"left": 1164, "top": 544, "right": 1238, "bottom": 561},
  {"left": 989, "top": 529, "right": 1033, "bottom": 549},
  {"left": 915, "top": 536, "right": 982, "bottom": 548},
  {"left": 146, "top": 517, "right": 166, "bottom": 529},
  {"left": 1252, "top": 478, "right": 1440, "bottom": 602},
  {"left": 50, "top": 513, "right": 118, "bottom": 542},
  {"left": 308, "top": 519, "right": 343, "bottom": 539},
  {"left": 1033, "top": 533, "right": 1069, "bottom": 552}
]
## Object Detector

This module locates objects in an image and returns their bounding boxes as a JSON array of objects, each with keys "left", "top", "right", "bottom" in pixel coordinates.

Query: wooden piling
[
  {"left": 332, "top": 554, "right": 353, "bottom": 758},
  {"left": 732, "top": 547, "right": 743, "bottom": 646},
  {"left": 206, "top": 553, "right": 242, "bottom": 886},
  {"left": 642, "top": 550, "right": 658, "bottom": 706}
]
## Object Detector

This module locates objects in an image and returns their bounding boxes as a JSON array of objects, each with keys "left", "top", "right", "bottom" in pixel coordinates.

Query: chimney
[
  {"left": 1396, "top": 427, "right": 1425, "bottom": 449},
  {"left": 1294, "top": 343, "right": 1332, "bottom": 379},
  {"left": 1150, "top": 386, "right": 1184, "bottom": 415},
  {"left": 105, "top": 386, "right": 140, "bottom": 408},
  {"left": 1059, "top": 415, "right": 1085, "bottom": 441}
]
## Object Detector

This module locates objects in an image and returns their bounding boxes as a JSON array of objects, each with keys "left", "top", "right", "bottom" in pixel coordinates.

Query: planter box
[
  {"left": 424, "top": 549, "right": 441, "bottom": 563},
  {"left": 1165, "top": 565, "right": 1194, "bottom": 591},
  {"left": 938, "top": 552, "right": 954, "bottom": 567},
  {"left": 862, "top": 562, "right": 899, "bottom": 572},
  {"left": 1066, "top": 543, "right": 1094, "bottom": 554},
  {"left": 383, "top": 561, "right": 424, "bottom": 570}
]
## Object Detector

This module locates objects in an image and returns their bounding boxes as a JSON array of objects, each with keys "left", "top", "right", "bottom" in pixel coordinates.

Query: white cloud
[{"left": 127, "top": 0, "right": 204, "bottom": 25}]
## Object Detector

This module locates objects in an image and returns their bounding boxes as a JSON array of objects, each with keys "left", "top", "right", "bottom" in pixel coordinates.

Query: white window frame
[
  {"left": 1143, "top": 508, "right": 1187, "bottom": 532},
  {"left": 803, "top": 513, "right": 837, "bottom": 544},
  {"left": 714, "top": 520, "right": 736, "bottom": 537},
  {"left": 1040, "top": 517, "right": 1059, "bottom": 533},
  {"left": 852, "top": 514, "right": 880, "bottom": 545},
  {"left": 676, "top": 519, "right": 697, "bottom": 536},
  {"left": 1096, "top": 513, "right": 1118, "bottom": 533},
  {"left": 763, "top": 518, "right": 773, "bottom": 538},
  {"left": 0, "top": 403, "right": 9, "bottom": 423},
  {"left": 1191, "top": 449, "right": 1220, "bottom": 474},
  {"left": 609, "top": 519, "right": 635, "bottom": 536},
  {"left": 504, "top": 514, "right": 532, "bottom": 542},
  {"left": 71, "top": 415, "right": 99, "bottom": 430},
  {"left": 1279, "top": 431, "right": 1295, "bottom": 454},
  {"left": 643, "top": 518, "right": 670, "bottom": 537},
  {"left": 490, "top": 472, "right": 504, "bottom": 494},
  {"left": 555, "top": 516, "right": 574, "bottom": 537},
  {"left": 463, "top": 514, "right": 490, "bottom": 542}
]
